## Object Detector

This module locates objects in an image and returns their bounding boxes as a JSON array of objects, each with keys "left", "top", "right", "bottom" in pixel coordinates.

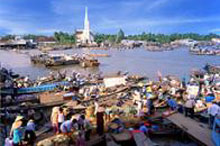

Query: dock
[{"left": 166, "top": 113, "right": 214, "bottom": 146}]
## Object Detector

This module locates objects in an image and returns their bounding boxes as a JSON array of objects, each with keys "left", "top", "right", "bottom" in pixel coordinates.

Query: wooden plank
[
  {"left": 133, "top": 132, "right": 158, "bottom": 146},
  {"left": 166, "top": 113, "right": 214, "bottom": 146}
]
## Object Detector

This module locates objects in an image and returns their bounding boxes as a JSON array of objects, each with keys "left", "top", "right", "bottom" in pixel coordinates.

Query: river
[{"left": 0, "top": 47, "right": 219, "bottom": 80}]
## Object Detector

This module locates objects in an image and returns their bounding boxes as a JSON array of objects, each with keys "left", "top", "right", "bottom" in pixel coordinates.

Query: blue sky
[{"left": 0, "top": 0, "right": 220, "bottom": 35}]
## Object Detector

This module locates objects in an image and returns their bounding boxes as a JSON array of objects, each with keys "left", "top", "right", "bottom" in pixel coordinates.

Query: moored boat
[
  {"left": 31, "top": 53, "right": 49, "bottom": 64},
  {"left": 204, "top": 64, "right": 220, "bottom": 74},
  {"left": 44, "top": 55, "right": 80, "bottom": 67},
  {"left": 80, "top": 58, "right": 100, "bottom": 68},
  {"left": 88, "top": 53, "right": 111, "bottom": 57}
]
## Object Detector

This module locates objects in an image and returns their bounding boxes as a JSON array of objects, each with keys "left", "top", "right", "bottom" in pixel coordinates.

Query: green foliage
[
  {"left": 1, "top": 32, "right": 219, "bottom": 45},
  {"left": 95, "top": 32, "right": 220, "bottom": 44},
  {"left": 1, "top": 35, "right": 15, "bottom": 40},
  {"left": 54, "top": 31, "right": 75, "bottom": 44},
  {"left": 94, "top": 33, "right": 116, "bottom": 44},
  {"left": 23, "top": 34, "right": 42, "bottom": 40},
  {"left": 116, "top": 29, "right": 125, "bottom": 43}
]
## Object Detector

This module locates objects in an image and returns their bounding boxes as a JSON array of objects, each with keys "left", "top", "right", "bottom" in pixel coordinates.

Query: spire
[
  {"left": 82, "top": 6, "right": 94, "bottom": 44},
  {"left": 84, "top": 6, "right": 90, "bottom": 31}
]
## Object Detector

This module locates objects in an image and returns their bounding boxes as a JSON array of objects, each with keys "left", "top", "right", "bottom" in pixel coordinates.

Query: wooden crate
[{"left": 39, "top": 91, "right": 64, "bottom": 104}]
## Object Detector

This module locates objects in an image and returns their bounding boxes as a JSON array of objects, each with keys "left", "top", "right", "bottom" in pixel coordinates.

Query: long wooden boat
[
  {"left": 88, "top": 54, "right": 110, "bottom": 57},
  {"left": 204, "top": 64, "right": 220, "bottom": 74},
  {"left": 45, "top": 55, "right": 80, "bottom": 67},
  {"left": 31, "top": 53, "right": 49, "bottom": 64},
  {"left": 17, "top": 81, "right": 70, "bottom": 94},
  {"left": 80, "top": 59, "right": 100, "bottom": 68}
]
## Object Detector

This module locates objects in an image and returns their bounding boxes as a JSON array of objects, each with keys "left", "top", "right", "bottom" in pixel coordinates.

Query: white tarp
[
  {"left": 186, "top": 85, "right": 199, "bottom": 98},
  {"left": 104, "top": 76, "right": 127, "bottom": 88}
]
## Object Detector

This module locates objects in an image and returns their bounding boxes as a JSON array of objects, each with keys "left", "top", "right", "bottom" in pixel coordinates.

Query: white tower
[{"left": 82, "top": 7, "right": 94, "bottom": 44}]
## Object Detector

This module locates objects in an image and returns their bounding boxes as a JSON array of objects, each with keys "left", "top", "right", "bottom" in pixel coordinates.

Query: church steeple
[
  {"left": 83, "top": 6, "right": 93, "bottom": 44},
  {"left": 84, "top": 6, "right": 90, "bottom": 31},
  {"left": 76, "top": 6, "right": 94, "bottom": 45}
]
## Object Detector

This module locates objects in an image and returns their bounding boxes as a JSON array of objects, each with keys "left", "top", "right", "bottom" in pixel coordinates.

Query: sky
[{"left": 0, "top": 0, "right": 220, "bottom": 35}]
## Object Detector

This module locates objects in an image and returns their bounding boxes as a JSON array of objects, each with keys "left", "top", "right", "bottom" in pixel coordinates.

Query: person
[
  {"left": 78, "top": 115, "right": 84, "bottom": 130},
  {"left": 105, "top": 105, "right": 111, "bottom": 121},
  {"left": 208, "top": 101, "right": 220, "bottom": 128},
  {"left": 60, "top": 116, "right": 78, "bottom": 134},
  {"left": 76, "top": 131, "right": 86, "bottom": 146},
  {"left": 136, "top": 101, "right": 142, "bottom": 116},
  {"left": 58, "top": 108, "right": 65, "bottom": 133},
  {"left": 146, "top": 98, "right": 154, "bottom": 115},
  {"left": 12, "top": 120, "right": 23, "bottom": 146},
  {"left": 184, "top": 98, "right": 195, "bottom": 118},
  {"left": 10, "top": 116, "right": 23, "bottom": 137},
  {"left": 81, "top": 115, "right": 92, "bottom": 141},
  {"left": 139, "top": 122, "right": 148, "bottom": 135},
  {"left": 167, "top": 97, "right": 177, "bottom": 111},
  {"left": 94, "top": 100, "right": 99, "bottom": 116},
  {"left": 96, "top": 107, "right": 104, "bottom": 136},
  {"left": 205, "top": 94, "right": 215, "bottom": 103},
  {"left": 50, "top": 107, "right": 59, "bottom": 134},
  {"left": 24, "top": 119, "right": 36, "bottom": 145}
]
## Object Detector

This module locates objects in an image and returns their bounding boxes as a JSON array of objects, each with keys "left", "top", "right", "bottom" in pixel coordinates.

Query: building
[
  {"left": 75, "top": 7, "right": 96, "bottom": 46},
  {"left": 211, "top": 38, "right": 220, "bottom": 43},
  {"left": 0, "top": 35, "right": 36, "bottom": 49},
  {"left": 36, "top": 36, "right": 56, "bottom": 46},
  {"left": 171, "top": 39, "right": 197, "bottom": 46}
]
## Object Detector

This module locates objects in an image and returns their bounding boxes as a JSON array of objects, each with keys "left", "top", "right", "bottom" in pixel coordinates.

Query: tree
[
  {"left": 53, "top": 31, "right": 75, "bottom": 44},
  {"left": 116, "top": 29, "right": 125, "bottom": 43}
]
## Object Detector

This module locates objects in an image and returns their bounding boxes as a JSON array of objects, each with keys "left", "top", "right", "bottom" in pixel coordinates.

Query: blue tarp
[
  {"left": 205, "top": 96, "right": 215, "bottom": 103},
  {"left": 17, "top": 81, "right": 69, "bottom": 94}
]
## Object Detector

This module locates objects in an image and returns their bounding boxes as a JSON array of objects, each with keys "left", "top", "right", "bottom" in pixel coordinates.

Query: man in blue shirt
[
  {"left": 139, "top": 122, "right": 148, "bottom": 135},
  {"left": 167, "top": 97, "right": 177, "bottom": 111}
]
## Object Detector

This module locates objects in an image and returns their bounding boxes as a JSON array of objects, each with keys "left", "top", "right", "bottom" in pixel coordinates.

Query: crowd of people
[{"left": 4, "top": 116, "right": 36, "bottom": 146}]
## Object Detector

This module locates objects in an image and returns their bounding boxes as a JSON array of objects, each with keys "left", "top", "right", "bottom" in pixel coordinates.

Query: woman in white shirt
[{"left": 58, "top": 108, "right": 65, "bottom": 133}]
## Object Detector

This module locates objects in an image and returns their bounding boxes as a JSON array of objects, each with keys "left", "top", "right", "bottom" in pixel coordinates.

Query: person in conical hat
[
  {"left": 10, "top": 116, "right": 23, "bottom": 137},
  {"left": 12, "top": 120, "right": 23, "bottom": 146},
  {"left": 15, "top": 116, "right": 23, "bottom": 122}
]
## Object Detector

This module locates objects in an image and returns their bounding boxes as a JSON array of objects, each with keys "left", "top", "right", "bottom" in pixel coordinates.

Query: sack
[{"left": 4, "top": 138, "right": 13, "bottom": 146}]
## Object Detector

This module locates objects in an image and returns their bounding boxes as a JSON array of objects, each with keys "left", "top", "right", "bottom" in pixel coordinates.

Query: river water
[{"left": 0, "top": 48, "right": 219, "bottom": 80}]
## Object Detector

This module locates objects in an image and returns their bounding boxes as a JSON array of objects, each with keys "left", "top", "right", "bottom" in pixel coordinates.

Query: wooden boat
[
  {"left": 30, "top": 53, "right": 49, "bottom": 64},
  {"left": 45, "top": 55, "right": 80, "bottom": 67},
  {"left": 80, "top": 59, "right": 100, "bottom": 68},
  {"left": 204, "top": 64, "right": 220, "bottom": 74},
  {"left": 17, "top": 81, "right": 70, "bottom": 94},
  {"left": 88, "top": 54, "right": 110, "bottom": 57}
]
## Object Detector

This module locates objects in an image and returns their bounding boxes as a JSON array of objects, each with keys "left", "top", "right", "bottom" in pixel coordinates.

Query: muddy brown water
[{"left": 0, "top": 47, "right": 219, "bottom": 80}]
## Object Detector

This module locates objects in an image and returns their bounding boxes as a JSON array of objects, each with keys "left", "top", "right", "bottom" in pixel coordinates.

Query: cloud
[
  {"left": 38, "top": 29, "right": 62, "bottom": 34},
  {"left": 0, "top": 0, "right": 220, "bottom": 35},
  {"left": 95, "top": 16, "right": 220, "bottom": 34}
]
